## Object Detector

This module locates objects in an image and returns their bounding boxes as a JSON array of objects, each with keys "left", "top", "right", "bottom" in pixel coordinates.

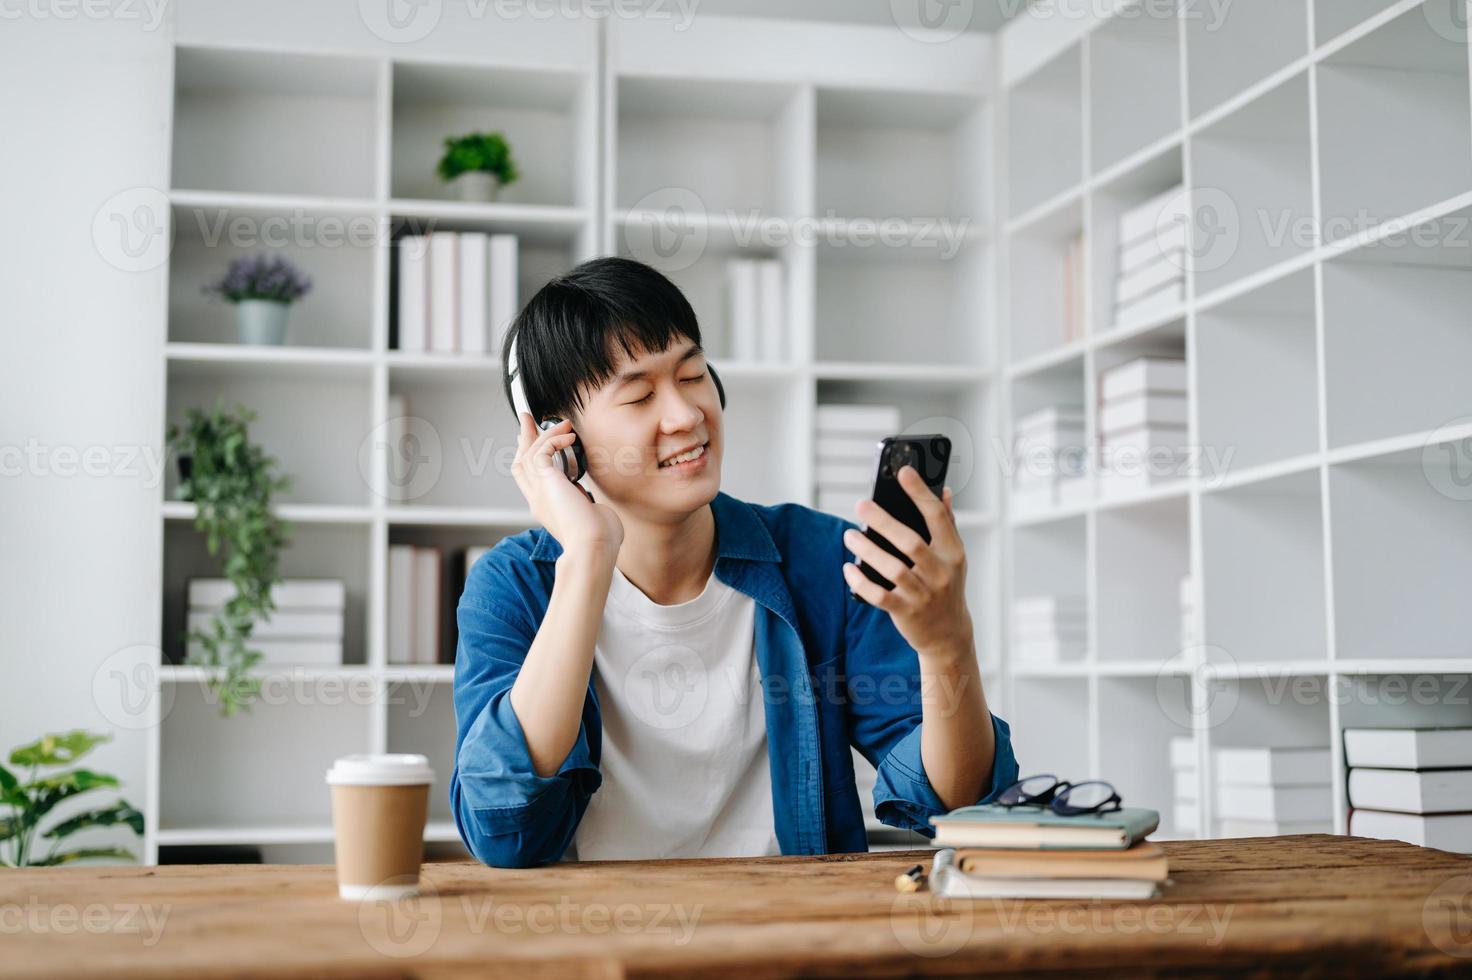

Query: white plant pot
[
  {"left": 454, "top": 171, "right": 502, "bottom": 203},
  {"left": 235, "top": 299, "right": 289, "bottom": 346}
]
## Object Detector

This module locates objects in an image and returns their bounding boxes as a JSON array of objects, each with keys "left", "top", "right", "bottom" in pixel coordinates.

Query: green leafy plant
[
  {"left": 0, "top": 731, "right": 143, "bottom": 867},
  {"left": 166, "top": 400, "right": 292, "bottom": 717},
  {"left": 436, "top": 130, "right": 520, "bottom": 185}
]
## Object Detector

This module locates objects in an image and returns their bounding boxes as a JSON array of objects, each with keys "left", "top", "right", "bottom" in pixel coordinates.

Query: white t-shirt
[{"left": 571, "top": 564, "right": 780, "bottom": 861}]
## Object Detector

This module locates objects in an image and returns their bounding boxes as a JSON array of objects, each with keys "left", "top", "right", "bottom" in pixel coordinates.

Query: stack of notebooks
[
  {"left": 397, "top": 231, "right": 518, "bottom": 356},
  {"left": 1170, "top": 735, "right": 1199, "bottom": 837},
  {"left": 726, "top": 257, "right": 786, "bottom": 363},
  {"left": 1011, "top": 595, "right": 1086, "bottom": 665},
  {"left": 814, "top": 403, "right": 900, "bottom": 518},
  {"left": 1347, "top": 727, "right": 1472, "bottom": 854},
  {"left": 1011, "top": 407, "right": 1087, "bottom": 517},
  {"left": 1215, "top": 745, "right": 1333, "bottom": 837},
  {"left": 930, "top": 803, "right": 1166, "bottom": 899},
  {"left": 1099, "top": 357, "right": 1189, "bottom": 497},
  {"left": 187, "top": 579, "right": 346, "bottom": 666},
  {"left": 1113, "top": 185, "right": 1187, "bottom": 330}
]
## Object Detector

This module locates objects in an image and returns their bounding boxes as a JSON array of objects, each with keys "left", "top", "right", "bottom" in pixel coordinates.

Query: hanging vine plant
[{"left": 167, "top": 399, "right": 292, "bottom": 717}]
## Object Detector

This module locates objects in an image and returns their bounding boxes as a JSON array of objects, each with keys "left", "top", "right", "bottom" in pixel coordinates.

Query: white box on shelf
[
  {"left": 1215, "top": 746, "right": 1332, "bottom": 787},
  {"left": 1100, "top": 393, "right": 1189, "bottom": 435},
  {"left": 396, "top": 235, "right": 429, "bottom": 352},
  {"left": 1344, "top": 728, "right": 1472, "bottom": 770},
  {"left": 1117, "top": 185, "right": 1186, "bottom": 248},
  {"left": 1349, "top": 768, "right": 1472, "bottom": 814},
  {"left": 1100, "top": 357, "right": 1188, "bottom": 402},
  {"left": 387, "top": 544, "right": 415, "bottom": 666},
  {"left": 488, "top": 234, "right": 519, "bottom": 351},
  {"left": 428, "top": 231, "right": 459, "bottom": 354},
  {"left": 457, "top": 231, "right": 489, "bottom": 356},
  {"left": 187, "top": 579, "right": 345, "bottom": 610},
  {"left": 1215, "top": 783, "right": 1333, "bottom": 822}
]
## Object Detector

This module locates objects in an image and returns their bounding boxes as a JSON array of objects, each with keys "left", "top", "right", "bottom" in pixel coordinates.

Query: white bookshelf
[
  {"left": 998, "top": 0, "right": 1472, "bottom": 841},
  {"left": 147, "top": 15, "right": 1002, "bottom": 862}
]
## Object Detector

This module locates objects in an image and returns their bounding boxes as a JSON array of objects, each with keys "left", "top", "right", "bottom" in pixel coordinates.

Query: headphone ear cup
[{"left": 708, "top": 363, "right": 727, "bottom": 410}]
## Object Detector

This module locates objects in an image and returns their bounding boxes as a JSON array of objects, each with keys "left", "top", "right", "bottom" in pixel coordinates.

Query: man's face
[{"left": 571, "top": 338, "right": 723, "bottom": 520}]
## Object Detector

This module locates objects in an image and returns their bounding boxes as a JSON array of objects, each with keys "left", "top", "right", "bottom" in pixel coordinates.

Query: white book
[
  {"left": 428, "top": 231, "right": 459, "bottom": 354},
  {"left": 188, "top": 578, "right": 345, "bottom": 610},
  {"left": 1115, "top": 252, "right": 1186, "bottom": 306},
  {"left": 1117, "top": 185, "right": 1186, "bottom": 248},
  {"left": 816, "top": 404, "right": 902, "bottom": 434},
  {"left": 488, "top": 234, "right": 519, "bottom": 350},
  {"left": 413, "top": 547, "right": 441, "bottom": 665},
  {"left": 1101, "top": 358, "right": 1188, "bottom": 401},
  {"left": 1174, "top": 768, "right": 1200, "bottom": 801},
  {"left": 396, "top": 235, "right": 429, "bottom": 352},
  {"left": 1215, "top": 746, "right": 1332, "bottom": 787},
  {"left": 187, "top": 609, "right": 343, "bottom": 640},
  {"left": 1170, "top": 735, "right": 1196, "bottom": 771},
  {"left": 1219, "top": 818, "right": 1333, "bottom": 838},
  {"left": 1344, "top": 727, "right": 1472, "bottom": 770},
  {"left": 1014, "top": 407, "right": 1085, "bottom": 434},
  {"left": 1100, "top": 392, "right": 1189, "bottom": 435},
  {"left": 1118, "top": 217, "right": 1189, "bottom": 276},
  {"left": 187, "top": 637, "right": 341, "bottom": 667},
  {"left": 1349, "top": 768, "right": 1472, "bottom": 814},
  {"left": 816, "top": 461, "right": 873, "bottom": 486},
  {"left": 939, "top": 874, "right": 1158, "bottom": 901},
  {"left": 1114, "top": 280, "right": 1187, "bottom": 329},
  {"left": 1012, "top": 596, "right": 1086, "bottom": 620},
  {"left": 1349, "top": 810, "right": 1472, "bottom": 853},
  {"left": 728, "top": 259, "right": 759, "bottom": 362},
  {"left": 387, "top": 544, "right": 415, "bottom": 666},
  {"left": 1215, "top": 783, "right": 1333, "bottom": 822},
  {"left": 758, "top": 258, "right": 784, "bottom": 363},
  {"left": 457, "top": 231, "right": 489, "bottom": 355},
  {"left": 816, "top": 435, "right": 882, "bottom": 460}
]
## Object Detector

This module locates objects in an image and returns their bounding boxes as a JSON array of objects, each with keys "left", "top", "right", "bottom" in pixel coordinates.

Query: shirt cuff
[{"left": 872, "top": 712, "right": 1019, "bottom": 836}]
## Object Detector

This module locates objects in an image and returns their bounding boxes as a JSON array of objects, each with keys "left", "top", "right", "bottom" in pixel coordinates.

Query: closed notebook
[
  {"left": 930, "top": 804, "right": 1160, "bottom": 850},
  {"left": 956, "top": 841, "right": 1168, "bottom": 880},
  {"left": 934, "top": 850, "right": 1160, "bottom": 900}
]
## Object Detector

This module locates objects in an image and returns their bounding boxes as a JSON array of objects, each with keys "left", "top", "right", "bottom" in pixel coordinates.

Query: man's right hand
[{"left": 510, "top": 411, "right": 623, "bottom": 561}]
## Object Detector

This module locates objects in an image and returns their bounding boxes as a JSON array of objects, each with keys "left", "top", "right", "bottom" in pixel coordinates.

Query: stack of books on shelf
[
  {"left": 1346, "top": 727, "right": 1472, "bottom": 854},
  {"left": 1099, "top": 357, "right": 1189, "bottom": 498},
  {"left": 1214, "top": 745, "right": 1333, "bottom": 837},
  {"left": 929, "top": 802, "right": 1166, "bottom": 899},
  {"left": 1010, "top": 406, "right": 1087, "bottom": 516},
  {"left": 1113, "top": 186, "right": 1187, "bottom": 330},
  {"left": 726, "top": 257, "right": 786, "bottom": 363},
  {"left": 1170, "top": 735, "right": 1199, "bottom": 838},
  {"left": 814, "top": 403, "right": 899, "bottom": 518},
  {"left": 397, "top": 231, "right": 518, "bottom": 356},
  {"left": 1011, "top": 595, "right": 1085, "bottom": 665},
  {"left": 388, "top": 545, "right": 444, "bottom": 665},
  {"left": 186, "top": 579, "right": 346, "bottom": 667},
  {"left": 1061, "top": 231, "right": 1085, "bottom": 344}
]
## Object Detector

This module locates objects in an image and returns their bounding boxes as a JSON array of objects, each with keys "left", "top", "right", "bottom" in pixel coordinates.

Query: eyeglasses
[{"left": 996, "top": 774, "right": 1122, "bottom": 816}]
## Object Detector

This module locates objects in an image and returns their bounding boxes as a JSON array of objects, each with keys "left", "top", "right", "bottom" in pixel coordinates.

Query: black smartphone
[{"left": 850, "top": 434, "right": 951, "bottom": 604}]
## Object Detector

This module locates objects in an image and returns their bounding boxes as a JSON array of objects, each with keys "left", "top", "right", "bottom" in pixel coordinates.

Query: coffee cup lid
[{"left": 326, "top": 753, "right": 435, "bottom": 786}]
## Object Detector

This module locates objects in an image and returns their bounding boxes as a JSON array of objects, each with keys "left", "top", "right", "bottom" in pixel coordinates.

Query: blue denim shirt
[{"left": 450, "top": 490, "right": 1019, "bottom": 868}]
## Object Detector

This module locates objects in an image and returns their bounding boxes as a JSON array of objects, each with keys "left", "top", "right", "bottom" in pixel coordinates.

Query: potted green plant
[
  {"left": 436, "top": 131, "right": 519, "bottom": 202},
  {"left": 0, "top": 731, "right": 143, "bottom": 867},
  {"left": 167, "top": 400, "right": 292, "bottom": 717},
  {"left": 203, "top": 253, "right": 313, "bottom": 346}
]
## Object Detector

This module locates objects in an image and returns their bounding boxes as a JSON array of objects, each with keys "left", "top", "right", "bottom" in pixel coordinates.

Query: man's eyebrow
[{"left": 611, "top": 344, "right": 704, "bottom": 387}]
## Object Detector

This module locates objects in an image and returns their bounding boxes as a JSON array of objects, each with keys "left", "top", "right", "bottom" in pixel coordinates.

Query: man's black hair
[{"left": 501, "top": 256, "right": 704, "bottom": 423}]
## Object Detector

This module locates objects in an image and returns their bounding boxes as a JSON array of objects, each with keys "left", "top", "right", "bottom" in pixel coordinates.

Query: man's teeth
[{"left": 660, "top": 444, "right": 706, "bottom": 467}]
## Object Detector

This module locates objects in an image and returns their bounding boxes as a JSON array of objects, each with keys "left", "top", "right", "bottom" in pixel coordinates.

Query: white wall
[{"left": 0, "top": 9, "right": 173, "bottom": 860}]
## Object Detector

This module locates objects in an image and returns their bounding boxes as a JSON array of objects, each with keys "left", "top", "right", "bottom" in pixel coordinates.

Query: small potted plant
[
  {"left": 436, "top": 131, "right": 519, "bottom": 202},
  {"left": 1, "top": 731, "right": 144, "bottom": 867},
  {"left": 203, "top": 253, "right": 313, "bottom": 346}
]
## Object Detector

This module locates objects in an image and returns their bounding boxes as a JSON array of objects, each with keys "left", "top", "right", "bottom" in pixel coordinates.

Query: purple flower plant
[{"left": 204, "top": 253, "right": 313, "bottom": 305}]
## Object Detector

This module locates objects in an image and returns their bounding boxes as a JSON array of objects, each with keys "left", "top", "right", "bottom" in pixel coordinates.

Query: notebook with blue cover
[{"left": 930, "top": 804, "right": 1160, "bottom": 850}]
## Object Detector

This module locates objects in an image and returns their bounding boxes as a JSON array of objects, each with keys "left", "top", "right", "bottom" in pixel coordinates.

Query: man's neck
[{"left": 613, "top": 502, "right": 717, "bottom": 606}]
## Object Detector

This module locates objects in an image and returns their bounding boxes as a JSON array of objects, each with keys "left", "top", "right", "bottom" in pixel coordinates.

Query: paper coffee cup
[{"left": 326, "top": 753, "right": 435, "bottom": 901}]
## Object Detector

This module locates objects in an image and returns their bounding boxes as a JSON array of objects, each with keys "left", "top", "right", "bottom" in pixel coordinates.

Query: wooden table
[{"left": 6, "top": 835, "right": 1472, "bottom": 978}]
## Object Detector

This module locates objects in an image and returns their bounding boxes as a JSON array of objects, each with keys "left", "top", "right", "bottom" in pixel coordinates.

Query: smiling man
[{"left": 450, "top": 256, "right": 1017, "bottom": 867}]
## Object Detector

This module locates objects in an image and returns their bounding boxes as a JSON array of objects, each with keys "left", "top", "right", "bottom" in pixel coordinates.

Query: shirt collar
[{"left": 528, "top": 490, "right": 782, "bottom": 564}]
